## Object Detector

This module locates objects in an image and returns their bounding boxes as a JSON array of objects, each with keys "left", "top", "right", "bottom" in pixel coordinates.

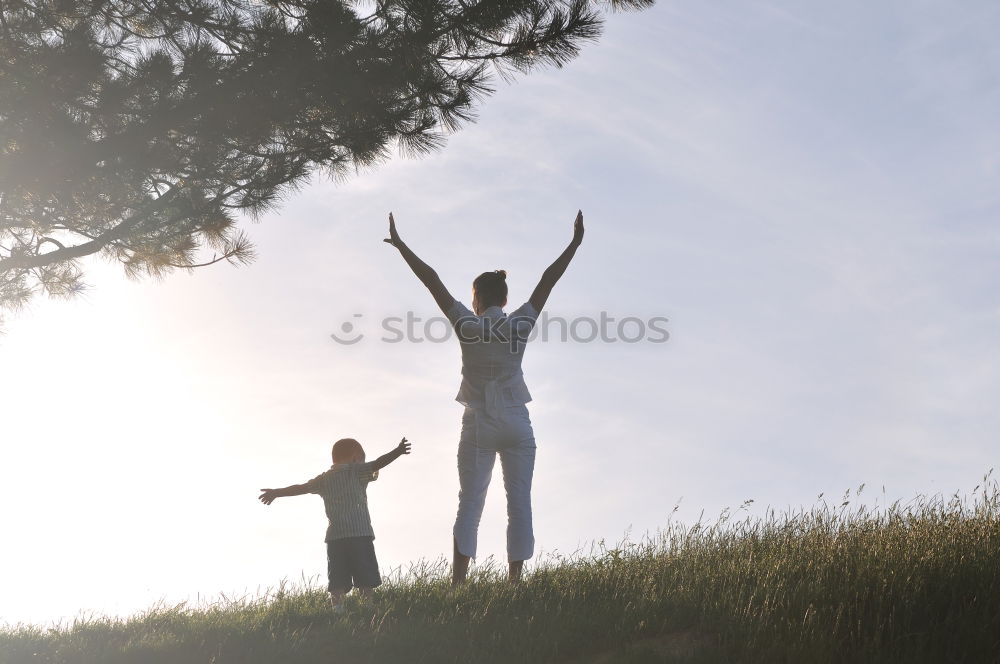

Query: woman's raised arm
[
  {"left": 384, "top": 212, "right": 456, "bottom": 314},
  {"left": 529, "top": 210, "right": 585, "bottom": 314}
]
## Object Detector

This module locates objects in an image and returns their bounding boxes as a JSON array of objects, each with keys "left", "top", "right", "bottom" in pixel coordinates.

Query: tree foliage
[{"left": 0, "top": 0, "right": 652, "bottom": 314}]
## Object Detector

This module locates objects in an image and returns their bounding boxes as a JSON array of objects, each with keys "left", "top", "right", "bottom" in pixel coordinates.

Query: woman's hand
[
  {"left": 529, "top": 210, "right": 584, "bottom": 313},
  {"left": 383, "top": 212, "right": 402, "bottom": 248},
  {"left": 571, "top": 210, "right": 584, "bottom": 247},
  {"left": 382, "top": 213, "right": 457, "bottom": 314}
]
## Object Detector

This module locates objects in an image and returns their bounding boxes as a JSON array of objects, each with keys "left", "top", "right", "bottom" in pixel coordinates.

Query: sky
[{"left": 2, "top": 0, "right": 999, "bottom": 626}]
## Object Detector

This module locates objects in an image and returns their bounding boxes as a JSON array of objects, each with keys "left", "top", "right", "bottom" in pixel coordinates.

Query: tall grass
[{"left": 3, "top": 476, "right": 998, "bottom": 663}]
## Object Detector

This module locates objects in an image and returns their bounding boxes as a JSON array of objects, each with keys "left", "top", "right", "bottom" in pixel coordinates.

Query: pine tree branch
[
  {"left": 0, "top": 0, "right": 654, "bottom": 315},
  {"left": 0, "top": 189, "right": 180, "bottom": 273}
]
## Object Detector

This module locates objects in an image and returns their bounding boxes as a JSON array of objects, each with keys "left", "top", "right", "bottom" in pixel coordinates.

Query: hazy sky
[{"left": 2, "top": 0, "right": 999, "bottom": 626}]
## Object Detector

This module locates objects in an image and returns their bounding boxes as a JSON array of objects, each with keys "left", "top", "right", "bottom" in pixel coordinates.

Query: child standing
[{"left": 259, "top": 437, "right": 411, "bottom": 611}]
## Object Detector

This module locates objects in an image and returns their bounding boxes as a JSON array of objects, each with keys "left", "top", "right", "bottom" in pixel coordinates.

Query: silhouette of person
[{"left": 384, "top": 210, "right": 584, "bottom": 583}]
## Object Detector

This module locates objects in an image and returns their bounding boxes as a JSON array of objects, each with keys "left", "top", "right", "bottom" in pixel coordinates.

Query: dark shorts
[{"left": 327, "top": 536, "right": 381, "bottom": 593}]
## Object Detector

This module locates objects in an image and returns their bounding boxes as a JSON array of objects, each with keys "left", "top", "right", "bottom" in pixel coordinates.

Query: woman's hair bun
[{"left": 473, "top": 270, "right": 509, "bottom": 308}]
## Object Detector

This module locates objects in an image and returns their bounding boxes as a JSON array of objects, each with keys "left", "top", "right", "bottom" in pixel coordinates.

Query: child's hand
[
  {"left": 259, "top": 489, "right": 279, "bottom": 505},
  {"left": 397, "top": 437, "right": 411, "bottom": 455}
]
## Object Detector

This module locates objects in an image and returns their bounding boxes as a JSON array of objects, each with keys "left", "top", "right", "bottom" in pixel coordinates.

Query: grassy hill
[{"left": 3, "top": 479, "right": 998, "bottom": 664}]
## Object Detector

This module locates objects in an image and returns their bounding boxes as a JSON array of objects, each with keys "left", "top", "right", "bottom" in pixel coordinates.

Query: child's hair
[
  {"left": 332, "top": 438, "right": 365, "bottom": 463},
  {"left": 473, "top": 270, "right": 508, "bottom": 309}
]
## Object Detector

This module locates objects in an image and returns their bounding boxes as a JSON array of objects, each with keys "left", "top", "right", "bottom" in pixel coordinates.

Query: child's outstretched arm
[
  {"left": 383, "top": 213, "right": 456, "bottom": 315},
  {"left": 371, "top": 437, "right": 412, "bottom": 471},
  {"left": 259, "top": 484, "right": 310, "bottom": 505}
]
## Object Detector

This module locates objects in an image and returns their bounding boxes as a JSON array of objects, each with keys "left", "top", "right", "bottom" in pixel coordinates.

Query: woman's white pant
[{"left": 454, "top": 404, "right": 536, "bottom": 562}]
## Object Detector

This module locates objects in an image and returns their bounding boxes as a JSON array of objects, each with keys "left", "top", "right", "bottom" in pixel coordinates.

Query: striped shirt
[{"left": 306, "top": 462, "right": 379, "bottom": 542}]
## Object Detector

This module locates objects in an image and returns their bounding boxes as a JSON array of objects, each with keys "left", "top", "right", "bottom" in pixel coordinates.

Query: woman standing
[{"left": 384, "top": 211, "right": 584, "bottom": 583}]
